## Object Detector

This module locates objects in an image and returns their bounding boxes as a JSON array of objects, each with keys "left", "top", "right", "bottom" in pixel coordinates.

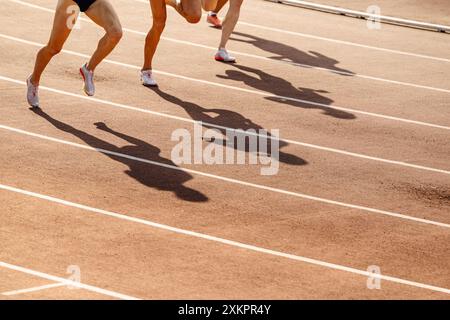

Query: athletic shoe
[
  {"left": 26, "top": 76, "right": 39, "bottom": 108},
  {"left": 207, "top": 13, "right": 222, "bottom": 28},
  {"left": 167, "top": 0, "right": 183, "bottom": 12},
  {"left": 140, "top": 70, "right": 158, "bottom": 87},
  {"left": 79, "top": 63, "right": 95, "bottom": 96},
  {"left": 215, "top": 48, "right": 236, "bottom": 63}
]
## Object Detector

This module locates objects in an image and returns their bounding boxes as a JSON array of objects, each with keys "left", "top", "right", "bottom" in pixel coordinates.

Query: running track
[{"left": 0, "top": 0, "right": 449, "bottom": 299}]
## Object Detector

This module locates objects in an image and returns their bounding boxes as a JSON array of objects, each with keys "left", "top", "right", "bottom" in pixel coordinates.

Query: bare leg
[
  {"left": 219, "top": 0, "right": 243, "bottom": 49},
  {"left": 84, "top": 0, "right": 122, "bottom": 71},
  {"left": 143, "top": 0, "right": 167, "bottom": 71},
  {"left": 212, "top": 0, "right": 228, "bottom": 13},
  {"left": 165, "top": 0, "right": 202, "bottom": 23},
  {"left": 30, "top": 0, "right": 77, "bottom": 85}
]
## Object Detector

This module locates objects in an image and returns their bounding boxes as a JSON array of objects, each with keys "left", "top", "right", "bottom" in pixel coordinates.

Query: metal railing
[{"left": 266, "top": 0, "right": 450, "bottom": 33}]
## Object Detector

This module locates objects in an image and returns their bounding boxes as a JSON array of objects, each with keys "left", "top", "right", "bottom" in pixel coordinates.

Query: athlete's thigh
[
  {"left": 47, "top": 0, "right": 78, "bottom": 48},
  {"left": 84, "top": 0, "right": 122, "bottom": 32},
  {"left": 201, "top": 0, "right": 218, "bottom": 11}
]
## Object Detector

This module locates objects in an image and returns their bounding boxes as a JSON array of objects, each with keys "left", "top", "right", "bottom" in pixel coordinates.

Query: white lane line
[
  {"left": 128, "top": 0, "right": 450, "bottom": 63},
  {"left": 0, "top": 123, "right": 448, "bottom": 229},
  {"left": 0, "top": 261, "right": 140, "bottom": 300},
  {"left": 9, "top": 0, "right": 450, "bottom": 94},
  {"left": 1, "top": 184, "right": 450, "bottom": 295},
  {"left": 1, "top": 74, "right": 449, "bottom": 177},
  {"left": 2, "top": 33, "right": 450, "bottom": 132},
  {"left": 2, "top": 282, "right": 66, "bottom": 296}
]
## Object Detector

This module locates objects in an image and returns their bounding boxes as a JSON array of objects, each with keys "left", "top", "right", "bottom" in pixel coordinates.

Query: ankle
[{"left": 30, "top": 76, "right": 39, "bottom": 86}]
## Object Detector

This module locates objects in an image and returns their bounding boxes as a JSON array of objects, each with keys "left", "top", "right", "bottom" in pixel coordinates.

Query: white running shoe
[
  {"left": 80, "top": 63, "right": 95, "bottom": 96},
  {"left": 26, "top": 76, "right": 39, "bottom": 108},
  {"left": 140, "top": 70, "right": 158, "bottom": 87},
  {"left": 215, "top": 48, "right": 236, "bottom": 63}
]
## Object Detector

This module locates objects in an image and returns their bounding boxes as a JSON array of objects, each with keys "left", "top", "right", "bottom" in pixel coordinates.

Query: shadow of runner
[
  {"left": 31, "top": 108, "right": 208, "bottom": 202},
  {"left": 150, "top": 88, "right": 308, "bottom": 166},
  {"left": 230, "top": 31, "right": 355, "bottom": 76},
  {"left": 217, "top": 64, "right": 356, "bottom": 120}
]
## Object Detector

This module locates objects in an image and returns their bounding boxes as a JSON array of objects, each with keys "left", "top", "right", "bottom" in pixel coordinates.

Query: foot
[
  {"left": 140, "top": 70, "right": 158, "bottom": 87},
  {"left": 215, "top": 48, "right": 236, "bottom": 63},
  {"left": 26, "top": 76, "right": 39, "bottom": 108},
  {"left": 80, "top": 63, "right": 95, "bottom": 96},
  {"left": 207, "top": 12, "right": 222, "bottom": 28}
]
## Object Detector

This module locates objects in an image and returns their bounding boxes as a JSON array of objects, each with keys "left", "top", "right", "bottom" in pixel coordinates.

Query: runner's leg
[{"left": 219, "top": 0, "right": 243, "bottom": 48}]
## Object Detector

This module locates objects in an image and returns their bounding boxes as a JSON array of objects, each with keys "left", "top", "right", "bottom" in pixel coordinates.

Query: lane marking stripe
[
  {"left": 1, "top": 184, "right": 449, "bottom": 295},
  {"left": 2, "top": 28, "right": 450, "bottom": 131}
]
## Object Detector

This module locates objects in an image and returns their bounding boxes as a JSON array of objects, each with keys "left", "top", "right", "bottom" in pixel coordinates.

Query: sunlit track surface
[{"left": 0, "top": 0, "right": 449, "bottom": 299}]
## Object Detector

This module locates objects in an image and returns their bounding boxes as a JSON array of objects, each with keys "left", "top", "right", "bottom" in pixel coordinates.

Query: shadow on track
[
  {"left": 149, "top": 88, "right": 308, "bottom": 166},
  {"left": 230, "top": 31, "right": 355, "bottom": 76},
  {"left": 216, "top": 64, "right": 356, "bottom": 120},
  {"left": 31, "top": 108, "right": 208, "bottom": 202}
]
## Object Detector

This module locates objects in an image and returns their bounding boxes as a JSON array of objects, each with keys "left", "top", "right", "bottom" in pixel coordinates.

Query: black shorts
[{"left": 74, "top": 0, "right": 97, "bottom": 12}]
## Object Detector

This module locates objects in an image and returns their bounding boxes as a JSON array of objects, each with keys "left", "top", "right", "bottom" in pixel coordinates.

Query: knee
[
  {"left": 185, "top": 11, "right": 201, "bottom": 24},
  {"left": 45, "top": 45, "right": 63, "bottom": 56},
  {"left": 107, "top": 26, "right": 123, "bottom": 43}
]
